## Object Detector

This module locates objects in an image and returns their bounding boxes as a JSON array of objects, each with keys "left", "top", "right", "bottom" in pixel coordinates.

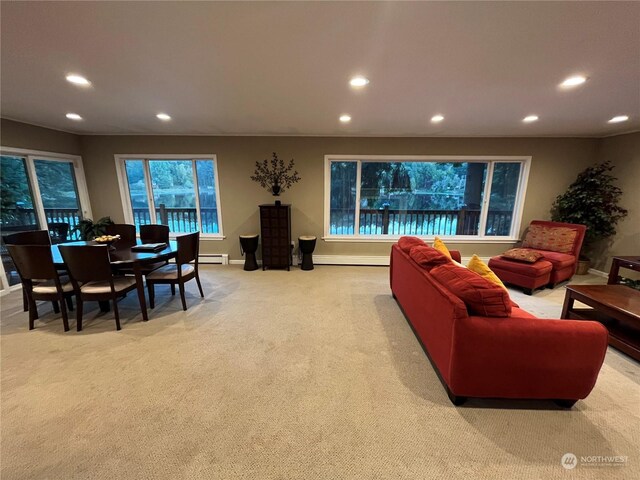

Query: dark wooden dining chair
[
  {"left": 104, "top": 223, "right": 137, "bottom": 245},
  {"left": 48, "top": 222, "right": 70, "bottom": 244},
  {"left": 146, "top": 232, "right": 204, "bottom": 311},
  {"left": 2, "top": 230, "right": 52, "bottom": 311},
  {"left": 59, "top": 245, "right": 143, "bottom": 331},
  {"left": 140, "top": 224, "right": 170, "bottom": 244},
  {"left": 7, "top": 245, "right": 74, "bottom": 332}
]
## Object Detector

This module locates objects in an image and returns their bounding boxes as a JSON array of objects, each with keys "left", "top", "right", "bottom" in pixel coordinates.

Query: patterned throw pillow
[
  {"left": 501, "top": 248, "right": 544, "bottom": 263},
  {"left": 521, "top": 224, "right": 577, "bottom": 254}
]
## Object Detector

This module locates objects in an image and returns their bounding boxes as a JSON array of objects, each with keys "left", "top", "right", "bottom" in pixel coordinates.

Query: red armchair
[{"left": 489, "top": 220, "right": 586, "bottom": 294}]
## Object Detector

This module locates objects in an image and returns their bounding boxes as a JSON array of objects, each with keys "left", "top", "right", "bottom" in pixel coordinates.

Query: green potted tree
[
  {"left": 74, "top": 216, "right": 114, "bottom": 241},
  {"left": 550, "top": 161, "right": 628, "bottom": 274}
]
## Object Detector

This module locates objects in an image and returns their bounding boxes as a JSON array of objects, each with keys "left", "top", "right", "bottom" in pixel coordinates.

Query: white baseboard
[
  {"left": 198, "top": 254, "right": 228, "bottom": 265},
  {"left": 228, "top": 255, "right": 491, "bottom": 267},
  {"left": 588, "top": 268, "right": 607, "bottom": 277}
]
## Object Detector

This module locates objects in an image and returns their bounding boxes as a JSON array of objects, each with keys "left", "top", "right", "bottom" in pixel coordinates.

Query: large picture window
[
  {"left": 0, "top": 148, "right": 92, "bottom": 289},
  {"left": 115, "top": 155, "right": 223, "bottom": 237},
  {"left": 324, "top": 155, "right": 530, "bottom": 241}
]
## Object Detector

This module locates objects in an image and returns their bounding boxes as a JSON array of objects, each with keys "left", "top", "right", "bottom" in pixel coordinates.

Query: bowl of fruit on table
[{"left": 94, "top": 234, "right": 121, "bottom": 249}]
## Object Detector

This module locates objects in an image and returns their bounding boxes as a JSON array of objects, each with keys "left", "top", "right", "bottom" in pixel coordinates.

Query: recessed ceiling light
[
  {"left": 339, "top": 114, "right": 351, "bottom": 123},
  {"left": 608, "top": 115, "right": 629, "bottom": 124},
  {"left": 65, "top": 74, "right": 91, "bottom": 86},
  {"left": 560, "top": 75, "right": 587, "bottom": 88},
  {"left": 523, "top": 115, "right": 539, "bottom": 123},
  {"left": 156, "top": 113, "right": 171, "bottom": 121},
  {"left": 431, "top": 114, "right": 444, "bottom": 123},
  {"left": 65, "top": 113, "right": 82, "bottom": 121},
  {"left": 349, "top": 76, "right": 369, "bottom": 87}
]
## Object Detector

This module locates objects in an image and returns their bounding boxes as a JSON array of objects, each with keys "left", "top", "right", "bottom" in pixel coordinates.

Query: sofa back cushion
[
  {"left": 521, "top": 222, "right": 582, "bottom": 254},
  {"left": 409, "top": 245, "right": 451, "bottom": 270},
  {"left": 398, "top": 236, "right": 426, "bottom": 253},
  {"left": 430, "top": 263, "right": 512, "bottom": 317}
]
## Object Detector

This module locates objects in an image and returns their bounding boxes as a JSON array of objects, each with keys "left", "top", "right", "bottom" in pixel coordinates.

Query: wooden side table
[{"left": 607, "top": 256, "right": 640, "bottom": 285}]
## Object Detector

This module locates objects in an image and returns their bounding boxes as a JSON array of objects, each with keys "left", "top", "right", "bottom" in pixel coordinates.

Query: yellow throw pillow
[
  {"left": 467, "top": 254, "right": 507, "bottom": 291},
  {"left": 433, "top": 236, "right": 452, "bottom": 259}
]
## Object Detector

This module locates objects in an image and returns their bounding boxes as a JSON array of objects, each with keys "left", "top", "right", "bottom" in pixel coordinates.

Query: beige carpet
[{"left": 1, "top": 266, "right": 638, "bottom": 479}]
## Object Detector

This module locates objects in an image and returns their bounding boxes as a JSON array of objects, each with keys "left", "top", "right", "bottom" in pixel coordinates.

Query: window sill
[
  {"left": 322, "top": 235, "right": 519, "bottom": 244},
  {"left": 166, "top": 235, "right": 225, "bottom": 241}
]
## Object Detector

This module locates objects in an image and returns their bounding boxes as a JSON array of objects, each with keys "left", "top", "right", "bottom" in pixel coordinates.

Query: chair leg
[
  {"left": 147, "top": 282, "right": 155, "bottom": 309},
  {"left": 22, "top": 286, "right": 28, "bottom": 312},
  {"left": 66, "top": 295, "right": 74, "bottom": 311},
  {"left": 76, "top": 298, "right": 83, "bottom": 332},
  {"left": 112, "top": 298, "right": 121, "bottom": 331},
  {"left": 179, "top": 281, "right": 187, "bottom": 311},
  {"left": 170, "top": 284, "right": 175, "bottom": 296},
  {"left": 52, "top": 300, "right": 60, "bottom": 314},
  {"left": 60, "top": 297, "right": 70, "bottom": 332},
  {"left": 27, "top": 297, "right": 38, "bottom": 330},
  {"left": 195, "top": 274, "right": 204, "bottom": 298}
]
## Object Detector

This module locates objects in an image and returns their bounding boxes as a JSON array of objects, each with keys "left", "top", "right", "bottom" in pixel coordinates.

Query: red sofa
[
  {"left": 390, "top": 243, "right": 608, "bottom": 407},
  {"left": 489, "top": 220, "right": 586, "bottom": 294}
]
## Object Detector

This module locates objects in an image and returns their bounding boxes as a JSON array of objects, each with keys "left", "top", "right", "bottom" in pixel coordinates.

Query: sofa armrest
[
  {"left": 450, "top": 250, "right": 461, "bottom": 263},
  {"left": 449, "top": 316, "right": 608, "bottom": 399}
]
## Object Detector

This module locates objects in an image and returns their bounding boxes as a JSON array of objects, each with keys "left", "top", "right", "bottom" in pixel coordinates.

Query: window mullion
[
  {"left": 192, "top": 160, "right": 203, "bottom": 232},
  {"left": 354, "top": 160, "right": 362, "bottom": 236},
  {"left": 478, "top": 162, "right": 494, "bottom": 237},
  {"left": 24, "top": 156, "right": 48, "bottom": 229},
  {"left": 143, "top": 160, "right": 156, "bottom": 224}
]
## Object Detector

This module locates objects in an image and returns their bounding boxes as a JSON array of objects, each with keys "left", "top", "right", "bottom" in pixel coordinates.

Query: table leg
[
  {"left": 607, "top": 259, "right": 620, "bottom": 285},
  {"left": 561, "top": 291, "right": 575, "bottom": 319},
  {"left": 134, "top": 263, "right": 149, "bottom": 322}
]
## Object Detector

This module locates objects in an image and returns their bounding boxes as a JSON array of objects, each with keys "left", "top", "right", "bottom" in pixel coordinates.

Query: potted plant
[
  {"left": 74, "top": 216, "right": 114, "bottom": 241},
  {"left": 550, "top": 160, "right": 628, "bottom": 274},
  {"left": 250, "top": 152, "right": 301, "bottom": 202}
]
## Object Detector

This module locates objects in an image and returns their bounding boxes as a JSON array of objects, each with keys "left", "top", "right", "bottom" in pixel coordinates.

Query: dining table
[{"left": 52, "top": 239, "right": 178, "bottom": 322}]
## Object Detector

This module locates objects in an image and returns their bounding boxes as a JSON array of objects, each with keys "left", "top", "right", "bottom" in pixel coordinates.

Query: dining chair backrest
[
  {"left": 176, "top": 232, "right": 200, "bottom": 266},
  {"left": 48, "top": 222, "right": 70, "bottom": 244},
  {"left": 140, "top": 224, "right": 170, "bottom": 244},
  {"left": 2, "top": 230, "right": 51, "bottom": 246},
  {"left": 59, "top": 245, "right": 113, "bottom": 284},
  {"left": 6, "top": 245, "right": 58, "bottom": 281},
  {"left": 105, "top": 224, "right": 136, "bottom": 243}
]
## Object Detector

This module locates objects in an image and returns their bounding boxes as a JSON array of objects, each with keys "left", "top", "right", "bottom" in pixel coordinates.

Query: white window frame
[
  {"left": 323, "top": 154, "right": 531, "bottom": 243},
  {"left": 0, "top": 146, "right": 92, "bottom": 292},
  {"left": 114, "top": 154, "right": 225, "bottom": 240}
]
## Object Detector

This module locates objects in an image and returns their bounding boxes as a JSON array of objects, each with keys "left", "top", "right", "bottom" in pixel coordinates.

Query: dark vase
[{"left": 271, "top": 184, "right": 281, "bottom": 196}]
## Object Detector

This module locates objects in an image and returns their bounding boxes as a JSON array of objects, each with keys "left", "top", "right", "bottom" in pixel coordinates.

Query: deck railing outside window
[{"left": 330, "top": 206, "right": 513, "bottom": 236}]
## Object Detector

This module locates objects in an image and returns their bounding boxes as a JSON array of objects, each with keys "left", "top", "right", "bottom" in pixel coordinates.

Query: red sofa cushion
[
  {"left": 409, "top": 245, "right": 450, "bottom": 270},
  {"left": 430, "top": 263, "right": 512, "bottom": 317},
  {"left": 522, "top": 223, "right": 578, "bottom": 254},
  {"left": 529, "top": 249, "right": 576, "bottom": 269},
  {"left": 398, "top": 236, "right": 426, "bottom": 253}
]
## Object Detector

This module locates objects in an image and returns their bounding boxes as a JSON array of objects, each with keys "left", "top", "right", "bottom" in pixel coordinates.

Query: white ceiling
[{"left": 1, "top": 1, "right": 639, "bottom": 137}]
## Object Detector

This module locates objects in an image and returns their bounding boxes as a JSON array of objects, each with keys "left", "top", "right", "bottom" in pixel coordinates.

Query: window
[
  {"left": 0, "top": 148, "right": 91, "bottom": 288},
  {"left": 115, "top": 155, "right": 223, "bottom": 237},
  {"left": 324, "top": 155, "right": 530, "bottom": 241}
]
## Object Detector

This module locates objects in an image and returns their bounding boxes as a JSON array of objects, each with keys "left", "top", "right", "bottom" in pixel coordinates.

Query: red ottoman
[{"left": 488, "top": 256, "right": 553, "bottom": 295}]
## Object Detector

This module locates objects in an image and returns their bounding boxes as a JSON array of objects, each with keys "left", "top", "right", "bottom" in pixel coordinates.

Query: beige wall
[
  {"left": 79, "top": 135, "right": 599, "bottom": 260},
  {"left": 1, "top": 118, "right": 81, "bottom": 155},
  {"left": 5, "top": 117, "right": 620, "bottom": 263},
  {"left": 592, "top": 132, "right": 640, "bottom": 273}
]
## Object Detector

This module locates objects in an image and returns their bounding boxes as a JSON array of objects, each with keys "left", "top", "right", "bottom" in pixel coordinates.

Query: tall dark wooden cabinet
[{"left": 259, "top": 204, "right": 292, "bottom": 270}]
